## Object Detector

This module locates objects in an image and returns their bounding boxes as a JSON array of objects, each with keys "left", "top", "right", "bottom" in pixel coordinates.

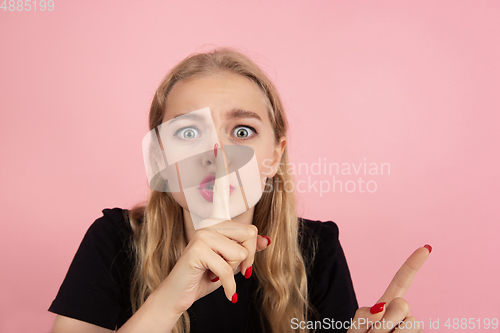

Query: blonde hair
[{"left": 126, "top": 47, "right": 317, "bottom": 333}]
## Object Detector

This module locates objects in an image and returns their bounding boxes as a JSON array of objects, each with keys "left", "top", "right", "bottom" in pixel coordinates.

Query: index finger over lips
[
  {"left": 210, "top": 142, "right": 232, "bottom": 222},
  {"left": 376, "top": 245, "right": 431, "bottom": 304},
  {"left": 196, "top": 143, "right": 233, "bottom": 230}
]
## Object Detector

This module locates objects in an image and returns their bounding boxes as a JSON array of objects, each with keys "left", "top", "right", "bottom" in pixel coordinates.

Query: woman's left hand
[{"left": 347, "top": 245, "right": 431, "bottom": 333}]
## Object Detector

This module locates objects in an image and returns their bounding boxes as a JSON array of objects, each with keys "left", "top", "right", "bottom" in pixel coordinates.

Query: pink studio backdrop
[{"left": 1, "top": 1, "right": 499, "bottom": 332}]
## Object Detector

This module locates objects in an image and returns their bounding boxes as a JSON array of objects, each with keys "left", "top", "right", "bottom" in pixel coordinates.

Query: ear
[{"left": 268, "top": 136, "right": 286, "bottom": 178}]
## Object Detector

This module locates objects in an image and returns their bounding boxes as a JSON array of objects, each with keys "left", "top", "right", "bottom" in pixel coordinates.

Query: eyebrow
[
  {"left": 169, "top": 108, "right": 262, "bottom": 123},
  {"left": 226, "top": 108, "right": 262, "bottom": 122},
  {"left": 170, "top": 112, "right": 204, "bottom": 123}
]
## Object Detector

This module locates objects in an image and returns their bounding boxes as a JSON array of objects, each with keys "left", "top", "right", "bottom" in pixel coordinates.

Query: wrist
[
  {"left": 151, "top": 281, "right": 185, "bottom": 317},
  {"left": 154, "top": 266, "right": 192, "bottom": 316},
  {"left": 116, "top": 288, "right": 182, "bottom": 333}
]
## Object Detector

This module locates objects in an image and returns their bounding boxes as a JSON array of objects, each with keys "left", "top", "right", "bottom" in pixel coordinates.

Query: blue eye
[
  {"left": 233, "top": 126, "right": 257, "bottom": 139},
  {"left": 175, "top": 127, "right": 200, "bottom": 140}
]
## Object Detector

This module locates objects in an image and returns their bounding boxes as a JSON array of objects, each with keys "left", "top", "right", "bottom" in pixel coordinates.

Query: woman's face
[{"left": 161, "top": 71, "right": 285, "bottom": 226}]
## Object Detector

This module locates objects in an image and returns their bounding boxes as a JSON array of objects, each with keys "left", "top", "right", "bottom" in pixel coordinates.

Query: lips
[{"left": 198, "top": 174, "right": 235, "bottom": 202}]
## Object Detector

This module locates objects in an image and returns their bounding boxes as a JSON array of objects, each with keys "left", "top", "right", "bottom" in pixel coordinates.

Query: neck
[{"left": 183, "top": 206, "right": 256, "bottom": 244}]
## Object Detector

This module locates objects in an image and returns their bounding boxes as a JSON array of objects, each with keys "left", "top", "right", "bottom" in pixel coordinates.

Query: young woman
[{"left": 49, "top": 47, "right": 429, "bottom": 333}]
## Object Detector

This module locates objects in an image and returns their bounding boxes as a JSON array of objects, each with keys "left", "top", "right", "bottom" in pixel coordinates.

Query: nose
[
  {"left": 201, "top": 124, "right": 232, "bottom": 167},
  {"left": 202, "top": 148, "right": 214, "bottom": 168},
  {"left": 202, "top": 142, "right": 231, "bottom": 170}
]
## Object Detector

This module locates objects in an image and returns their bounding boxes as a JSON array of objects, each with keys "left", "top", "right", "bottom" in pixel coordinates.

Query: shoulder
[
  {"left": 298, "top": 218, "right": 359, "bottom": 321},
  {"left": 48, "top": 207, "right": 135, "bottom": 330},
  {"left": 298, "top": 218, "right": 342, "bottom": 275},
  {"left": 70, "top": 207, "right": 134, "bottom": 269},
  {"left": 89, "top": 207, "right": 131, "bottom": 233},
  {"left": 72, "top": 207, "right": 134, "bottom": 271},
  {"left": 299, "top": 218, "right": 340, "bottom": 254},
  {"left": 85, "top": 207, "right": 132, "bottom": 246},
  {"left": 299, "top": 218, "right": 340, "bottom": 240}
]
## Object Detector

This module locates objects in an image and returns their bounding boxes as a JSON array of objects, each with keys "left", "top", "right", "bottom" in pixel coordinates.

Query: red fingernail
[
  {"left": 370, "top": 302, "right": 386, "bottom": 314},
  {"left": 231, "top": 292, "right": 238, "bottom": 303},
  {"left": 211, "top": 276, "right": 219, "bottom": 282},
  {"left": 424, "top": 244, "right": 432, "bottom": 253},
  {"left": 214, "top": 143, "right": 218, "bottom": 157},
  {"left": 262, "top": 235, "right": 271, "bottom": 246},
  {"left": 245, "top": 266, "right": 253, "bottom": 279}
]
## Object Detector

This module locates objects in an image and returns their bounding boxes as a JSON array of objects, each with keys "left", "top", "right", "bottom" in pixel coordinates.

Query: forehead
[{"left": 163, "top": 72, "right": 270, "bottom": 123}]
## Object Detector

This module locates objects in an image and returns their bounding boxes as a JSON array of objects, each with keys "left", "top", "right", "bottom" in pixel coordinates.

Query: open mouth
[{"left": 198, "top": 174, "right": 235, "bottom": 202}]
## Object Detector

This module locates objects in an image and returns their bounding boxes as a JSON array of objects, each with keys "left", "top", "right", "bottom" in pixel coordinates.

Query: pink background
[{"left": 1, "top": 1, "right": 499, "bottom": 332}]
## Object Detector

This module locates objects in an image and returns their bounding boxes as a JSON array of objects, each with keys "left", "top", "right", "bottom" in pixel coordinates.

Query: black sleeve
[
  {"left": 48, "top": 208, "right": 131, "bottom": 331},
  {"left": 306, "top": 220, "right": 359, "bottom": 332}
]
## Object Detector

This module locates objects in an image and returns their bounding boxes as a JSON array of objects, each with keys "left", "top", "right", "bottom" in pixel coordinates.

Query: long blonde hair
[{"left": 126, "top": 47, "right": 318, "bottom": 332}]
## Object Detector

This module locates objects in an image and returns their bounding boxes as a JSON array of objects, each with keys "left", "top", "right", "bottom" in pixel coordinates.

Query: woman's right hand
[
  {"left": 162, "top": 220, "right": 271, "bottom": 315},
  {"left": 153, "top": 143, "right": 271, "bottom": 317}
]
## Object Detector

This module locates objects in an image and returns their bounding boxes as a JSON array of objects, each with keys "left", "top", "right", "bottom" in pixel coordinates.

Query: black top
[{"left": 48, "top": 208, "right": 358, "bottom": 332}]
